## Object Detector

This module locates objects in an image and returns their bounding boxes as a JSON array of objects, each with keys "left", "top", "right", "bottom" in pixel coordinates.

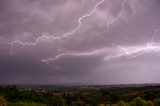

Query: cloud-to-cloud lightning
[
  {"left": 9, "top": 0, "right": 160, "bottom": 65},
  {"left": 42, "top": 42, "right": 160, "bottom": 63},
  {"left": 9, "top": 0, "right": 105, "bottom": 55},
  {"left": 41, "top": 0, "right": 127, "bottom": 63},
  {"left": 2, "top": 0, "right": 160, "bottom": 84},
  {"left": 42, "top": 48, "right": 108, "bottom": 64},
  {"left": 104, "top": 43, "right": 160, "bottom": 60},
  {"left": 151, "top": 27, "right": 160, "bottom": 42},
  {"left": 106, "top": 0, "right": 126, "bottom": 31}
]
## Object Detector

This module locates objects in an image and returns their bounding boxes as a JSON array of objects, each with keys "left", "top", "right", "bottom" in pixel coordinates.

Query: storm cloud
[{"left": 0, "top": 0, "right": 160, "bottom": 85}]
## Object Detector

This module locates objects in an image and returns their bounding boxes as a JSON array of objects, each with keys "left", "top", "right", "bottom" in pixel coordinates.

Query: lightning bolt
[
  {"left": 106, "top": 0, "right": 126, "bottom": 32},
  {"left": 41, "top": 48, "right": 108, "bottom": 64},
  {"left": 5, "top": 0, "right": 160, "bottom": 69},
  {"left": 9, "top": 0, "right": 140, "bottom": 64},
  {"left": 42, "top": 41, "right": 160, "bottom": 64},
  {"left": 105, "top": 42, "right": 160, "bottom": 60},
  {"left": 43, "top": 25, "right": 160, "bottom": 64},
  {"left": 9, "top": 0, "right": 105, "bottom": 55},
  {"left": 41, "top": 0, "right": 128, "bottom": 63},
  {"left": 151, "top": 28, "right": 160, "bottom": 42},
  {"left": 105, "top": 27, "right": 160, "bottom": 60}
]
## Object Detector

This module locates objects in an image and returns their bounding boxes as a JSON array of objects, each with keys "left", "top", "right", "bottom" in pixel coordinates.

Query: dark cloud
[{"left": 0, "top": 0, "right": 160, "bottom": 84}]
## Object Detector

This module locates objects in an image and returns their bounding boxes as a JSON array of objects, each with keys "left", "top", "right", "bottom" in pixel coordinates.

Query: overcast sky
[{"left": 0, "top": 0, "right": 160, "bottom": 85}]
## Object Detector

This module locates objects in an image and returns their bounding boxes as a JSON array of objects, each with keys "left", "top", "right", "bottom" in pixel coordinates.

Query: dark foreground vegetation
[{"left": 1, "top": 84, "right": 160, "bottom": 106}]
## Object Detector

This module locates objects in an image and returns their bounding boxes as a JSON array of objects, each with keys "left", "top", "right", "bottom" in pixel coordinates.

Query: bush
[
  {"left": 118, "top": 100, "right": 130, "bottom": 106},
  {"left": 0, "top": 96, "right": 7, "bottom": 106},
  {"left": 49, "top": 95, "right": 65, "bottom": 106},
  {"left": 154, "top": 98, "right": 160, "bottom": 106},
  {"left": 132, "top": 97, "right": 146, "bottom": 106},
  {"left": 118, "top": 101, "right": 126, "bottom": 106},
  {"left": 7, "top": 102, "right": 46, "bottom": 106},
  {"left": 3, "top": 85, "right": 20, "bottom": 102},
  {"left": 146, "top": 101, "right": 154, "bottom": 106}
]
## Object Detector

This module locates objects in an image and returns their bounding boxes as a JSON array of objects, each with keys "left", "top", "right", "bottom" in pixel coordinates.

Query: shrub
[
  {"left": 118, "top": 101, "right": 126, "bottom": 106},
  {"left": 7, "top": 102, "right": 46, "bottom": 106},
  {"left": 132, "top": 97, "right": 146, "bottom": 106},
  {"left": 146, "top": 100, "right": 154, "bottom": 106},
  {"left": 0, "top": 96, "right": 7, "bottom": 106},
  {"left": 154, "top": 98, "right": 160, "bottom": 106}
]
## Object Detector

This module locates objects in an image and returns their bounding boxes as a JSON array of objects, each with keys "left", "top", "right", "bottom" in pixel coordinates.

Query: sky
[{"left": 0, "top": 0, "right": 160, "bottom": 85}]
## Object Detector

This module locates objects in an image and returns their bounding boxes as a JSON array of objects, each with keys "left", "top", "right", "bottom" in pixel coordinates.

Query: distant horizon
[{"left": 1, "top": 82, "right": 160, "bottom": 86}]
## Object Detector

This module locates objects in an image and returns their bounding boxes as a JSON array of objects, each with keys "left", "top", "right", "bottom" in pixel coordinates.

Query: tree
[
  {"left": 146, "top": 101, "right": 154, "bottom": 106},
  {"left": 110, "top": 93, "right": 120, "bottom": 103},
  {"left": 49, "top": 95, "right": 65, "bottom": 106},
  {"left": 111, "top": 104, "right": 118, "bottom": 106},
  {"left": 75, "top": 98, "right": 83, "bottom": 106},
  {"left": 3, "top": 85, "right": 20, "bottom": 101},
  {"left": 65, "top": 94, "right": 76, "bottom": 105},
  {"left": 118, "top": 100, "right": 130, "bottom": 106},
  {"left": 130, "top": 101, "right": 136, "bottom": 106},
  {"left": 154, "top": 98, "right": 160, "bottom": 106},
  {"left": 0, "top": 96, "right": 7, "bottom": 106},
  {"left": 132, "top": 97, "right": 146, "bottom": 106}
]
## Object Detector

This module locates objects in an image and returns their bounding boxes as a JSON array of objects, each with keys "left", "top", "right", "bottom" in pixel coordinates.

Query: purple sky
[{"left": 0, "top": 0, "right": 160, "bottom": 85}]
